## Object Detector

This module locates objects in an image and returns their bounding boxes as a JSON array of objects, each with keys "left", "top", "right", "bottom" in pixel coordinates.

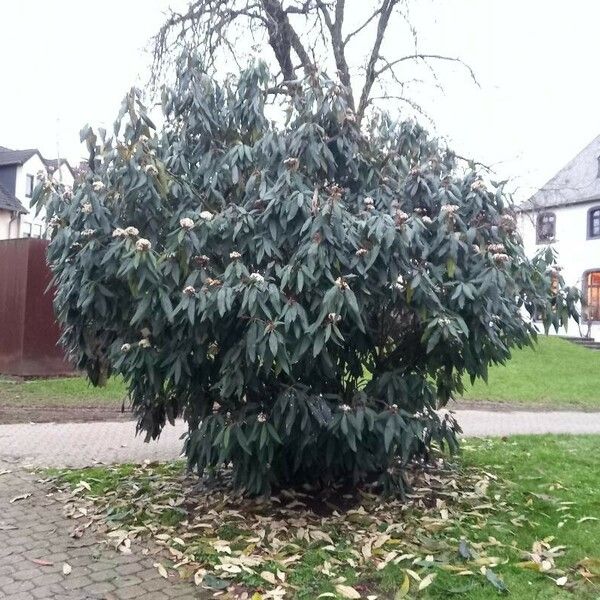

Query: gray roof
[
  {"left": 520, "top": 134, "right": 600, "bottom": 212},
  {"left": 0, "top": 182, "right": 26, "bottom": 214},
  {"left": 0, "top": 147, "right": 39, "bottom": 167},
  {"left": 0, "top": 146, "right": 75, "bottom": 178}
]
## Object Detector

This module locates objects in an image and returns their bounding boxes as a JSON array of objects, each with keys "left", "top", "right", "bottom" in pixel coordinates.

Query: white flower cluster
[
  {"left": 340, "top": 404, "right": 351, "bottom": 413},
  {"left": 229, "top": 251, "right": 242, "bottom": 260},
  {"left": 135, "top": 238, "right": 152, "bottom": 252},
  {"left": 487, "top": 243, "right": 506, "bottom": 254},
  {"left": 199, "top": 211, "right": 214, "bottom": 221},
  {"left": 344, "top": 109, "right": 356, "bottom": 124},
  {"left": 364, "top": 196, "right": 375, "bottom": 211},
  {"left": 138, "top": 338, "right": 151, "bottom": 348},
  {"left": 81, "top": 229, "right": 95, "bottom": 238},
  {"left": 440, "top": 204, "right": 459, "bottom": 215},
  {"left": 48, "top": 215, "right": 61, "bottom": 228},
  {"left": 113, "top": 226, "right": 140, "bottom": 238},
  {"left": 183, "top": 285, "right": 196, "bottom": 296},
  {"left": 438, "top": 317, "right": 451, "bottom": 326},
  {"left": 395, "top": 274, "right": 405, "bottom": 290},
  {"left": 63, "top": 186, "right": 73, "bottom": 200},
  {"left": 283, "top": 157, "right": 300, "bottom": 171},
  {"left": 395, "top": 210, "right": 409, "bottom": 225},
  {"left": 180, "top": 217, "right": 195, "bottom": 230},
  {"left": 334, "top": 277, "right": 349, "bottom": 290},
  {"left": 144, "top": 164, "right": 158, "bottom": 175},
  {"left": 355, "top": 248, "right": 368, "bottom": 257},
  {"left": 81, "top": 202, "right": 93, "bottom": 214},
  {"left": 500, "top": 214, "right": 516, "bottom": 229},
  {"left": 92, "top": 181, "right": 105, "bottom": 192},
  {"left": 472, "top": 244, "right": 481, "bottom": 254},
  {"left": 421, "top": 215, "right": 433, "bottom": 225},
  {"left": 121, "top": 343, "right": 131, "bottom": 353},
  {"left": 194, "top": 255, "right": 210, "bottom": 267},
  {"left": 249, "top": 272, "right": 264, "bottom": 284},
  {"left": 328, "top": 312, "right": 341, "bottom": 323},
  {"left": 257, "top": 413, "right": 268, "bottom": 423},
  {"left": 470, "top": 179, "right": 486, "bottom": 192},
  {"left": 493, "top": 253, "right": 510, "bottom": 265}
]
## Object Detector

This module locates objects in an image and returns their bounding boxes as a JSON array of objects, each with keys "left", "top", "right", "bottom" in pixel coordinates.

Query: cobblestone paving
[
  {"left": 2, "top": 411, "right": 600, "bottom": 469},
  {"left": 0, "top": 466, "right": 206, "bottom": 600},
  {"left": 2, "top": 410, "right": 600, "bottom": 598}
]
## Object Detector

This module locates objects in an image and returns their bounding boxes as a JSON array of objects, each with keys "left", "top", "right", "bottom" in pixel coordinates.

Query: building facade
[
  {"left": 518, "top": 135, "right": 600, "bottom": 339},
  {"left": 0, "top": 146, "right": 74, "bottom": 240}
]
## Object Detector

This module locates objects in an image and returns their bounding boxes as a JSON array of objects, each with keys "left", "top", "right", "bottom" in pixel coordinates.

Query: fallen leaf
[
  {"left": 395, "top": 573, "right": 410, "bottom": 598},
  {"left": 335, "top": 584, "right": 362, "bottom": 599},
  {"left": 153, "top": 562, "right": 168, "bottom": 579},
  {"left": 30, "top": 558, "right": 53, "bottom": 566},
  {"left": 10, "top": 493, "right": 31, "bottom": 503},
  {"left": 418, "top": 572, "right": 436, "bottom": 591},
  {"left": 261, "top": 571, "right": 277, "bottom": 585},
  {"left": 484, "top": 568, "right": 507, "bottom": 593}
]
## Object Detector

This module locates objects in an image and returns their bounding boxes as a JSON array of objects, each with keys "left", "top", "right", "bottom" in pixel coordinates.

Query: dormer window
[
  {"left": 25, "top": 174, "right": 34, "bottom": 198},
  {"left": 536, "top": 211, "right": 556, "bottom": 244},
  {"left": 589, "top": 207, "right": 600, "bottom": 239}
]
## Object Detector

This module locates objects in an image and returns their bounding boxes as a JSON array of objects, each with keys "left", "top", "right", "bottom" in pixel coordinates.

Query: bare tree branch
[
  {"left": 373, "top": 53, "right": 479, "bottom": 86},
  {"left": 150, "top": 0, "right": 478, "bottom": 124},
  {"left": 315, "top": 0, "right": 354, "bottom": 109},
  {"left": 342, "top": 4, "right": 383, "bottom": 46},
  {"left": 356, "top": 0, "right": 401, "bottom": 121}
]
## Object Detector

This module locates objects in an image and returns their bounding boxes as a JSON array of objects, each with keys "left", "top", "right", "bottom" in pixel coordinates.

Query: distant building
[
  {"left": 518, "top": 135, "right": 600, "bottom": 339},
  {"left": 0, "top": 146, "right": 74, "bottom": 239}
]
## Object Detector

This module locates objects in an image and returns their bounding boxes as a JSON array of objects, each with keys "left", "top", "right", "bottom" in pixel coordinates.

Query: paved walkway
[
  {"left": 1, "top": 410, "right": 600, "bottom": 599},
  {"left": 0, "top": 468, "right": 204, "bottom": 600},
  {"left": 1, "top": 410, "right": 600, "bottom": 468}
]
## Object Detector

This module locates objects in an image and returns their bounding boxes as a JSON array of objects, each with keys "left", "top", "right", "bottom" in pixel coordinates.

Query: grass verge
[
  {"left": 0, "top": 376, "right": 126, "bottom": 407},
  {"left": 460, "top": 336, "right": 600, "bottom": 409},
  {"left": 49, "top": 434, "right": 600, "bottom": 599}
]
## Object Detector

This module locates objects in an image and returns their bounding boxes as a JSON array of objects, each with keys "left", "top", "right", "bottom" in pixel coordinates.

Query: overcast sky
[{"left": 1, "top": 0, "right": 599, "bottom": 200}]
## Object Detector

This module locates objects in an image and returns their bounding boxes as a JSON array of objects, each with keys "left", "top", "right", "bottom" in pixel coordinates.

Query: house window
[
  {"left": 585, "top": 271, "right": 600, "bottom": 321},
  {"left": 21, "top": 222, "right": 32, "bottom": 238},
  {"left": 32, "top": 223, "right": 42, "bottom": 238},
  {"left": 25, "top": 174, "right": 35, "bottom": 198},
  {"left": 536, "top": 211, "right": 556, "bottom": 243},
  {"left": 588, "top": 207, "right": 600, "bottom": 239}
]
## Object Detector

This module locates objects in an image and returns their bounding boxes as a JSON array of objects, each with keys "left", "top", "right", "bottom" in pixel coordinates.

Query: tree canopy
[{"left": 36, "top": 53, "right": 579, "bottom": 495}]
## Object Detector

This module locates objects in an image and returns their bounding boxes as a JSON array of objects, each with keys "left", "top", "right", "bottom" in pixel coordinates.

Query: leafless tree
[{"left": 151, "top": 0, "right": 477, "bottom": 123}]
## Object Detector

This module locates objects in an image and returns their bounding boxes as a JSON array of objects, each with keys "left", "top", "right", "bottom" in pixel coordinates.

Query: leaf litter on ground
[{"left": 47, "top": 456, "right": 596, "bottom": 599}]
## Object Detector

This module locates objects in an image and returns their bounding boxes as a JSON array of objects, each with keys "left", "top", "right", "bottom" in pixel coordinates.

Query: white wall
[
  {"left": 519, "top": 202, "right": 600, "bottom": 339},
  {"left": 0, "top": 211, "right": 14, "bottom": 239},
  {"left": 13, "top": 155, "right": 74, "bottom": 239}
]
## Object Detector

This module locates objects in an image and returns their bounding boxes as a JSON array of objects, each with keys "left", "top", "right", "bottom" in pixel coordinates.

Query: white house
[
  {"left": 518, "top": 135, "right": 600, "bottom": 339},
  {"left": 0, "top": 146, "right": 74, "bottom": 240}
]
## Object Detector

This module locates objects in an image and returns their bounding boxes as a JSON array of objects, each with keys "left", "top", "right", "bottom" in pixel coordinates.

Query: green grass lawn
[
  {"left": 0, "top": 375, "right": 126, "bottom": 407},
  {"left": 51, "top": 435, "right": 600, "bottom": 599},
  {"left": 460, "top": 336, "right": 600, "bottom": 409},
  {"left": 2, "top": 335, "right": 598, "bottom": 411}
]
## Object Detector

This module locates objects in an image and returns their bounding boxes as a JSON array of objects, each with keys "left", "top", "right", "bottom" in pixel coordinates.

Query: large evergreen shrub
[{"left": 37, "top": 57, "right": 579, "bottom": 495}]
